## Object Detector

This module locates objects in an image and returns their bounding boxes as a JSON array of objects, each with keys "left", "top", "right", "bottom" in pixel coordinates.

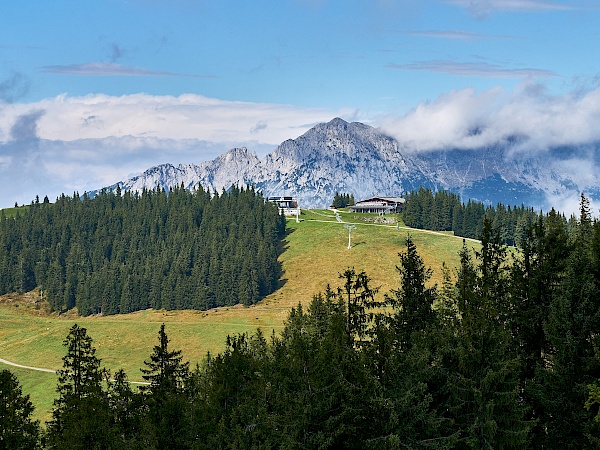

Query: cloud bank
[
  {"left": 380, "top": 82, "right": 600, "bottom": 153},
  {"left": 2, "top": 86, "right": 600, "bottom": 213},
  {"left": 0, "top": 93, "right": 352, "bottom": 208},
  {"left": 380, "top": 82, "right": 600, "bottom": 215},
  {"left": 0, "top": 93, "right": 350, "bottom": 144}
]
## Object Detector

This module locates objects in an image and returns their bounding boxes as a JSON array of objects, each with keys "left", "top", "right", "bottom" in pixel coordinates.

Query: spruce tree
[
  {"left": 536, "top": 194, "right": 600, "bottom": 448},
  {"left": 197, "top": 332, "right": 274, "bottom": 449},
  {"left": 338, "top": 268, "right": 379, "bottom": 347},
  {"left": 46, "top": 324, "right": 112, "bottom": 450},
  {"left": 141, "top": 323, "right": 189, "bottom": 396},
  {"left": 140, "top": 324, "right": 191, "bottom": 450},
  {"left": 447, "top": 240, "right": 529, "bottom": 449},
  {"left": 385, "top": 235, "right": 437, "bottom": 350},
  {"left": 106, "top": 368, "right": 142, "bottom": 447},
  {"left": 0, "top": 369, "right": 40, "bottom": 450},
  {"left": 509, "top": 209, "right": 570, "bottom": 446},
  {"left": 376, "top": 238, "right": 455, "bottom": 448}
]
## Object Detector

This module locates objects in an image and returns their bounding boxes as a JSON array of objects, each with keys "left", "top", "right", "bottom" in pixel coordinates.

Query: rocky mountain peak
[{"left": 90, "top": 119, "right": 600, "bottom": 211}]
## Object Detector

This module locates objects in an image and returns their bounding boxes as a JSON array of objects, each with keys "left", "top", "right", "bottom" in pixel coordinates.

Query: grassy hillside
[
  {"left": 0, "top": 208, "right": 473, "bottom": 422},
  {"left": 1, "top": 205, "right": 27, "bottom": 219}
]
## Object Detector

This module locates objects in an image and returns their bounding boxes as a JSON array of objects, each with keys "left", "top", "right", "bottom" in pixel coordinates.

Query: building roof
[
  {"left": 355, "top": 196, "right": 405, "bottom": 205},
  {"left": 268, "top": 196, "right": 296, "bottom": 201}
]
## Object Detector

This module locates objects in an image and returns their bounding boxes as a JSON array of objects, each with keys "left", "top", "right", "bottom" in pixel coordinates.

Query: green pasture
[
  {"left": 1, "top": 205, "right": 26, "bottom": 219},
  {"left": 1, "top": 209, "right": 474, "bottom": 423}
]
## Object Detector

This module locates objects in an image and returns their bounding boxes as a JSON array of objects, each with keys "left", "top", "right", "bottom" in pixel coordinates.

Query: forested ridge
[
  {"left": 0, "top": 185, "right": 285, "bottom": 315},
  {"left": 402, "top": 187, "right": 549, "bottom": 245},
  {"left": 3, "top": 195, "right": 600, "bottom": 449}
]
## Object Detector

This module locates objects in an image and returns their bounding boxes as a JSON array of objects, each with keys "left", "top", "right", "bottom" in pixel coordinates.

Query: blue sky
[{"left": 1, "top": 0, "right": 600, "bottom": 209}]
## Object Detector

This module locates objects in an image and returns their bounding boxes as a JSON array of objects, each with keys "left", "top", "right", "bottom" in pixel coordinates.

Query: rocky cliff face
[{"left": 92, "top": 118, "right": 600, "bottom": 210}]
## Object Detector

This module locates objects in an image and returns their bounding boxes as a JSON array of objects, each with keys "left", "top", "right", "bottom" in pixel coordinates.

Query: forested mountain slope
[{"left": 0, "top": 185, "right": 285, "bottom": 315}]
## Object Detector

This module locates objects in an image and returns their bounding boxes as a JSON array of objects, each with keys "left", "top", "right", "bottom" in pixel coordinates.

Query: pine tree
[
  {"left": 46, "top": 324, "right": 112, "bottom": 450},
  {"left": 141, "top": 323, "right": 189, "bottom": 396},
  {"left": 536, "top": 194, "right": 600, "bottom": 448},
  {"left": 105, "top": 368, "right": 142, "bottom": 447},
  {"left": 283, "top": 289, "right": 380, "bottom": 449},
  {"left": 332, "top": 191, "right": 341, "bottom": 208},
  {"left": 446, "top": 240, "right": 529, "bottom": 449},
  {"left": 375, "top": 239, "right": 455, "bottom": 448},
  {"left": 140, "top": 324, "right": 191, "bottom": 449},
  {"left": 197, "top": 331, "right": 274, "bottom": 449},
  {"left": 337, "top": 268, "right": 379, "bottom": 347},
  {"left": 509, "top": 209, "right": 570, "bottom": 445},
  {"left": 385, "top": 235, "right": 437, "bottom": 350},
  {"left": 0, "top": 369, "right": 41, "bottom": 450}
]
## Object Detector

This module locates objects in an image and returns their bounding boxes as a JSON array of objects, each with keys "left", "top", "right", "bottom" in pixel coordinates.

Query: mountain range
[{"left": 92, "top": 118, "right": 600, "bottom": 211}]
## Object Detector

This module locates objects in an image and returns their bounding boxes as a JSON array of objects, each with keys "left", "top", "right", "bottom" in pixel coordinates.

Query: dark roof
[{"left": 355, "top": 196, "right": 405, "bottom": 205}]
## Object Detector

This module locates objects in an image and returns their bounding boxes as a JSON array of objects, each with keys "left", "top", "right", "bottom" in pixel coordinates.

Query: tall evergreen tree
[
  {"left": 338, "top": 268, "right": 379, "bottom": 347},
  {"left": 375, "top": 239, "right": 455, "bottom": 449},
  {"left": 536, "top": 194, "right": 600, "bottom": 448},
  {"left": 105, "top": 368, "right": 142, "bottom": 448},
  {"left": 46, "top": 324, "right": 112, "bottom": 450},
  {"left": 141, "top": 323, "right": 189, "bottom": 395},
  {"left": 446, "top": 239, "right": 529, "bottom": 449},
  {"left": 140, "top": 323, "right": 191, "bottom": 450},
  {"left": 385, "top": 235, "right": 437, "bottom": 350},
  {"left": 509, "top": 209, "right": 570, "bottom": 446},
  {"left": 0, "top": 369, "right": 40, "bottom": 450}
]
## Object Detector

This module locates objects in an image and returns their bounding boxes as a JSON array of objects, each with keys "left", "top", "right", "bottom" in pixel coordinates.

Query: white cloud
[
  {"left": 250, "top": 120, "right": 268, "bottom": 133},
  {"left": 380, "top": 82, "right": 600, "bottom": 152},
  {"left": 380, "top": 82, "right": 600, "bottom": 214},
  {"left": 0, "top": 93, "right": 352, "bottom": 208},
  {"left": 0, "top": 134, "right": 267, "bottom": 208},
  {"left": 0, "top": 93, "right": 352, "bottom": 144},
  {"left": 544, "top": 190, "right": 600, "bottom": 218}
]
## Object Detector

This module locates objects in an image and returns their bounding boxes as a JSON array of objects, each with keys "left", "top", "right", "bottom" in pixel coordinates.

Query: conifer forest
[
  {"left": 0, "top": 185, "right": 285, "bottom": 315},
  {"left": 2, "top": 193, "right": 600, "bottom": 449},
  {"left": 401, "top": 187, "right": 546, "bottom": 245}
]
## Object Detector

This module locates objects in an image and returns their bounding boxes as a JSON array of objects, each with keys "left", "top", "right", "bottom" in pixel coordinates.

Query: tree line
[
  {"left": 402, "top": 187, "right": 545, "bottom": 245},
  {"left": 3, "top": 195, "right": 600, "bottom": 449},
  {"left": 0, "top": 185, "right": 286, "bottom": 315}
]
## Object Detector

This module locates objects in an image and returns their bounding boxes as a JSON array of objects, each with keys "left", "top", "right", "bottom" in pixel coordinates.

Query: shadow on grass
[{"left": 272, "top": 226, "right": 295, "bottom": 293}]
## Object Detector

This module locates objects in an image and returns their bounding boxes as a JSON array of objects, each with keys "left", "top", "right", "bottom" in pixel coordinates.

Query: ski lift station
[
  {"left": 349, "top": 196, "right": 405, "bottom": 214},
  {"left": 268, "top": 196, "right": 300, "bottom": 216}
]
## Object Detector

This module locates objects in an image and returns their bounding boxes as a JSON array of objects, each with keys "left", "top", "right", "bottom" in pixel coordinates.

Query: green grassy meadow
[
  {"left": 1, "top": 204, "right": 28, "bottom": 219},
  {"left": 0, "top": 209, "right": 474, "bottom": 423}
]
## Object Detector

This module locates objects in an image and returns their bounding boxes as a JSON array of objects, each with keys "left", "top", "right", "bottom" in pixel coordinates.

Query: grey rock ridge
[{"left": 92, "top": 118, "right": 600, "bottom": 210}]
